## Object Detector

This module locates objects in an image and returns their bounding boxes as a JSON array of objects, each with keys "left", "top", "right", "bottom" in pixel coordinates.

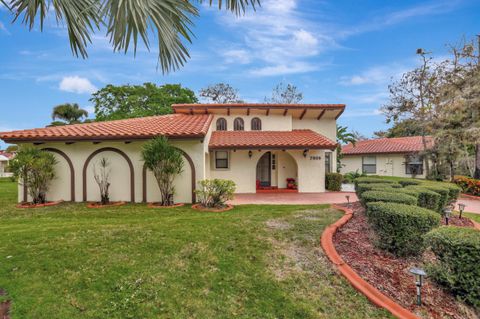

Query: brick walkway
[{"left": 230, "top": 192, "right": 480, "bottom": 215}]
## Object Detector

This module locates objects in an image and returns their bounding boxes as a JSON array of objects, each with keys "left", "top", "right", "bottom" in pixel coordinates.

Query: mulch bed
[
  {"left": 333, "top": 202, "right": 478, "bottom": 319},
  {"left": 0, "top": 289, "right": 10, "bottom": 319},
  {"left": 147, "top": 202, "right": 185, "bottom": 208},
  {"left": 191, "top": 204, "right": 234, "bottom": 212},
  {"left": 441, "top": 215, "right": 474, "bottom": 227},
  {"left": 16, "top": 200, "right": 64, "bottom": 209},
  {"left": 86, "top": 201, "right": 126, "bottom": 208}
]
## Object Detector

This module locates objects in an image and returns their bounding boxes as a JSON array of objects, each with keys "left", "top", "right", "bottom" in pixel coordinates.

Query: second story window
[
  {"left": 251, "top": 117, "right": 262, "bottom": 130},
  {"left": 216, "top": 118, "right": 227, "bottom": 131},
  {"left": 234, "top": 117, "right": 244, "bottom": 131}
]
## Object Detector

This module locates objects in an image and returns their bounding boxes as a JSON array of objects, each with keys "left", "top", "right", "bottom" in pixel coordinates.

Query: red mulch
[
  {"left": 334, "top": 202, "right": 478, "bottom": 319},
  {"left": 0, "top": 289, "right": 10, "bottom": 319},
  {"left": 441, "top": 215, "right": 474, "bottom": 227}
]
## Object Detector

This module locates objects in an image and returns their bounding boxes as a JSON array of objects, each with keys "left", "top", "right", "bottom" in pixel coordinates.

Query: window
[
  {"left": 272, "top": 154, "right": 276, "bottom": 170},
  {"left": 325, "top": 152, "right": 332, "bottom": 173},
  {"left": 215, "top": 151, "right": 229, "bottom": 169},
  {"left": 405, "top": 154, "right": 423, "bottom": 175},
  {"left": 233, "top": 117, "right": 244, "bottom": 131},
  {"left": 216, "top": 118, "right": 227, "bottom": 131},
  {"left": 251, "top": 117, "right": 262, "bottom": 130},
  {"left": 362, "top": 156, "right": 376, "bottom": 174}
]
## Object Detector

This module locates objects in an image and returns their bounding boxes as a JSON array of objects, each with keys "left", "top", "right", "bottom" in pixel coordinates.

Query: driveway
[{"left": 231, "top": 192, "right": 480, "bottom": 215}]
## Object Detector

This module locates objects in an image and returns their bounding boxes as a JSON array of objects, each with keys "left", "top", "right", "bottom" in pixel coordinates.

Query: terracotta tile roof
[
  {"left": 341, "top": 136, "right": 433, "bottom": 155},
  {"left": 209, "top": 130, "right": 337, "bottom": 150},
  {"left": 0, "top": 114, "right": 213, "bottom": 142},
  {"left": 173, "top": 103, "right": 345, "bottom": 109},
  {"left": 0, "top": 151, "right": 15, "bottom": 160}
]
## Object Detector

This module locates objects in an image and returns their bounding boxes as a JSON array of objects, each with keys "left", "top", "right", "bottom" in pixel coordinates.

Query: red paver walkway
[
  {"left": 230, "top": 192, "right": 357, "bottom": 205},
  {"left": 230, "top": 192, "right": 480, "bottom": 215}
]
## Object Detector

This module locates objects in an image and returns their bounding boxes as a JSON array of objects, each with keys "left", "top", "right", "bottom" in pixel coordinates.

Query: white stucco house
[
  {"left": 0, "top": 151, "right": 14, "bottom": 177},
  {"left": 0, "top": 103, "right": 344, "bottom": 203},
  {"left": 340, "top": 136, "right": 432, "bottom": 178}
]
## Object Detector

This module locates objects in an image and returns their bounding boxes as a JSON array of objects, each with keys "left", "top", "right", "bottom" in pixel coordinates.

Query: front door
[{"left": 256, "top": 152, "right": 271, "bottom": 187}]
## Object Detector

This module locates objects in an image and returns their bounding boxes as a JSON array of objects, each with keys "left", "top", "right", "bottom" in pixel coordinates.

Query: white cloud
[
  {"left": 59, "top": 76, "right": 97, "bottom": 94},
  {"left": 341, "top": 108, "right": 383, "bottom": 118},
  {"left": 0, "top": 21, "right": 10, "bottom": 35},
  {"left": 249, "top": 62, "right": 319, "bottom": 77},
  {"left": 222, "top": 49, "right": 251, "bottom": 64},
  {"left": 340, "top": 64, "right": 410, "bottom": 86}
]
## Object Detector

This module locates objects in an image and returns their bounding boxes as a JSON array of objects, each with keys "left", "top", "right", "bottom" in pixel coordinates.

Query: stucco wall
[
  {"left": 212, "top": 114, "right": 292, "bottom": 132},
  {"left": 340, "top": 153, "right": 427, "bottom": 178},
  {"left": 19, "top": 139, "right": 205, "bottom": 203}
]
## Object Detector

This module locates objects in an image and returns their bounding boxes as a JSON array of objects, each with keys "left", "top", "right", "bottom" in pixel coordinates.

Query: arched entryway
[{"left": 256, "top": 151, "right": 298, "bottom": 191}]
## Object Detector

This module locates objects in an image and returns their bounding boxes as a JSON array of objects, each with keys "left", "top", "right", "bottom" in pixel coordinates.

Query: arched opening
[
  {"left": 83, "top": 147, "right": 135, "bottom": 202},
  {"left": 216, "top": 118, "right": 227, "bottom": 131},
  {"left": 142, "top": 148, "right": 196, "bottom": 203},
  {"left": 256, "top": 151, "right": 298, "bottom": 191},
  {"left": 42, "top": 148, "right": 75, "bottom": 202},
  {"left": 251, "top": 117, "right": 262, "bottom": 130},
  {"left": 233, "top": 117, "right": 244, "bottom": 131}
]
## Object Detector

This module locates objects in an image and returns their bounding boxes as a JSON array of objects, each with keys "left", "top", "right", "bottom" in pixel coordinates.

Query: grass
[{"left": 0, "top": 179, "right": 391, "bottom": 319}]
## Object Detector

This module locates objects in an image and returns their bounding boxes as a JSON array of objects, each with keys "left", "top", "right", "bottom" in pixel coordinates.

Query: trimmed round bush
[
  {"left": 425, "top": 227, "right": 480, "bottom": 307},
  {"left": 397, "top": 179, "right": 422, "bottom": 187},
  {"left": 394, "top": 187, "right": 420, "bottom": 198},
  {"left": 405, "top": 186, "right": 441, "bottom": 211},
  {"left": 366, "top": 202, "right": 441, "bottom": 256},
  {"left": 355, "top": 182, "right": 401, "bottom": 197},
  {"left": 422, "top": 185, "right": 450, "bottom": 212},
  {"left": 361, "top": 190, "right": 418, "bottom": 206},
  {"left": 442, "top": 183, "right": 461, "bottom": 201},
  {"left": 326, "top": 173, "right": 343, "bottom": 191}
]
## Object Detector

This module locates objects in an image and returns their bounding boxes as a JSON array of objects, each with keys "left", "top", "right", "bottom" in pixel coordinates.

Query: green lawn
[{"left": 0, "top": 179, "right": 390, "bottom": 318}]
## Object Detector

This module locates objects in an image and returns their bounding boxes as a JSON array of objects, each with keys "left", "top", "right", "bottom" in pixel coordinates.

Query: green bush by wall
[
  {"left": 326, "top": 173, "right": 343, "bottom": 191},
  {"left": 355, "top": 182, "right": 401, "bottom": 197}
]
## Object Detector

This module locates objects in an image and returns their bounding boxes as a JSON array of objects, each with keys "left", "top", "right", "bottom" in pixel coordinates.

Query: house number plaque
[{"left": 309, "top": 156, "right": 322, "bottom": 160}]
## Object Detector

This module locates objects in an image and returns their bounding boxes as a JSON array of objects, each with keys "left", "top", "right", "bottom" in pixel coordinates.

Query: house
[
  {"left": 0, "top": 151, "right": 15, "bottom": 177},
  {"left": 0, "top": 103, "right": 344, "bottom": 203},
  {"left": 340, "top": 136, "right": 432, "bottom": 178}
]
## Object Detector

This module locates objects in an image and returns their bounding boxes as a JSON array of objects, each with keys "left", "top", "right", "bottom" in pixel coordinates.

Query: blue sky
[{"left": 1, "top": 0, "right": 479, "bottom": 148}]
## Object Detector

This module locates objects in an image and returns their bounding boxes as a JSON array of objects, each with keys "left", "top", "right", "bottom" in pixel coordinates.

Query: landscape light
[
  {"left": 443, "top": 206, "right": 452, "bottom": 225},
  {"left": 345, "top": 195, "right": 350, "bottom": 207},
  {"left": 458, "top": 203, "right": 466, "bottom": 219},
  {"left": 409, "top": 267, "right": 427, "bottom": 306}
]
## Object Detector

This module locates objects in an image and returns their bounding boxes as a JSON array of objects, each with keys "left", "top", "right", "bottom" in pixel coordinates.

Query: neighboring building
[
  {"left": 0, "top": 103, "right": 344, "bottom": 203},
  {"left": 0, "top": 151, "right": 15, "bottom": 177},
  {"left": 340, "top": 136, "right": 432, "bottom": 178}
]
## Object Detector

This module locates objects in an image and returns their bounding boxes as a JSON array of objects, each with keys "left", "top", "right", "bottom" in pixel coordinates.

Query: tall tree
[
  {"left": 51, "top": 103, "right": 88, "bottom": 125},
  {"left": 265, "top": 82, "right": 303, "bottom": 104},
  {"left": 374, "top": 119, "right": 424, "bottom": 138},
  {"left": 382, "top": 49, "right": 440, "bottom": 177},
  {"left": 3, "top": 0, "right": 259, "bottom": 73},
  {"left": 199, "top": 83, "right": 243, "bottom": 103},
  {"left": 91, "top": 83, "right": 197, "bottom": 121},
  {"left": 336, "top": 125, "right": 357, "bottom": 172}
]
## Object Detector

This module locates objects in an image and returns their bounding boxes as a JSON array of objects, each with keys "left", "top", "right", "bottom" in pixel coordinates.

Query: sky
[{"left": 0, "top": 0, "right": 479, "bottom": 148}]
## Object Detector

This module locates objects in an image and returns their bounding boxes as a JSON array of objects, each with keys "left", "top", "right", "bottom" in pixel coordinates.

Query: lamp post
[
  {"left": 345, "top": 195, "right": 351, "bottom": 208},
  {"left": 443, "top": 206, "right": 452, "bottom": 225},
  {"left": 409, "top": 267, "right": 427, "bottom": 306},
  {"left": 458, "top": 203, "right": 466, "bottom": 219}
]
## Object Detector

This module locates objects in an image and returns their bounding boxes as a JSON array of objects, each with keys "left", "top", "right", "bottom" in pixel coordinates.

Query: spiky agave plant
[{"left": 93, "top": 157, "right": 111, "bottom": 205}]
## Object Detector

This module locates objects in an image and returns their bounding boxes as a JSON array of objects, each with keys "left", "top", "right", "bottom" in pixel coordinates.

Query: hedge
[
  {"left": 397, "top": 179, "right": 422, "bottom": 187},
  {"left": 405, "top": 186, "right": 441, "bottom": 211},
  {"left": 425, "top": 227, "right": 480, "bottom": 308},
  {"left": 453, "top": 175, "right": 480, "bottom": 196},
  {"left": 366, "top": 202, "right": 441, "bottom": 256},
  {"left": 326, "top": 173, "right": 343, "bottom": 191},
  {"left": 360, "top": 191, "right": 418, "bottom": 206},
  {"left": 355, "top": 182, "right": 402, "bottom": 197},
  {"left": 421, "top": 185, "right": 450, "bottom": 212},
  {"left": 354, "top": 177, "right": 398, "bottom": 187}
]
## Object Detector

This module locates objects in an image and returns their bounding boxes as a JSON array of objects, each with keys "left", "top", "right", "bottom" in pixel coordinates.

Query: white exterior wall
[
  {"left": 340, "top": 153, "right": 427, "bottom": 179},
  {"left": 19, "top": 139, "right": 206, "bottom": 203},
  {"left": 213, "top": 114, "right": 292, "bottom": 131}
]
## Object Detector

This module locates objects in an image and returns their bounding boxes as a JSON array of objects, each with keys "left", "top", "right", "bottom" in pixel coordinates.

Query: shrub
[
  {"left": 9, "top": 146, "right": 58, "bottom": 204},
  {"left": 93, "top": 157, "right": 111, "bottom": 205},
  {"left": 394, "top": 187, "right": 420, "bottom": 198},
  {"left": 405, "top": 186, "right": 441, "bottom": 211},
  {"left": 442, "top": 183, "right": 461, "bottom": 201},
  {"left": 360, "top": 191, "right": 417, "bottom": 206},
  {"left": 453, "top": 175, "right": 480, "bottom": 196},
  {"left": 354, "top": 177, "right": 398, "bottom": 187},
  {"left": 366, "top": 202, "right": 440, "bottom": 256},
  {"left": 326, "top": 173, "right": 343, "bottom": 191},
  {"left": 142, "top": 137, "right": 184, "bottom": 206},
  {"left": 195, "top": 179, "right": 236, "bottom": 208},
  {"left": 421, "top": 185, "right": 450, "bottom": 212},
  {"left": 425, "top": 227, "right": 480, "bottom": 307},
  {"left": 355, "top": 182, "right": 401, "bottom": 197},
  {"left": 397, "top": 179, "right": 422, "bottom": 187},
  {"left": 343, "top": 170, "right": 365, "bottom": 183}
]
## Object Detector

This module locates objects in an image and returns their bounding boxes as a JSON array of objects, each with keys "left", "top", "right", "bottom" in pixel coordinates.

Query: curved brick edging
[
  {"left": 86, "top": 201, "right": 126, "bottom": 209},
  {"left": 191, "top": 204, "right": 234, "bottom": 213},
  {"left": 16, "top": 200, "right": 64, "bottom": 209},
  {"left": 321, "top": 204, "right": 420, "bottom": 319},
  {"left": 147, "top": 203, "right": 185, "bottom": 209}
]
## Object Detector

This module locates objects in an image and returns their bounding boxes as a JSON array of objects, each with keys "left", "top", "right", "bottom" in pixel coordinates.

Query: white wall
[
  {"left": 212, "top": 114, "right": 292, "bottom": 132},
  {"left": 340, "top": 154, "right": 427, "bottom": 179}
]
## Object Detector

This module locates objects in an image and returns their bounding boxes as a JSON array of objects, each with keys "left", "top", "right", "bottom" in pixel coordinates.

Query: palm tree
[
  {"left": 3, "top": 0, "right": 259, "bottom": 73},
  {"left": 51, "top": 103, "right": 89, "bottom": 125},
  {"left": 336, "top": 125, "right": 357, "bottom": 173}
]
